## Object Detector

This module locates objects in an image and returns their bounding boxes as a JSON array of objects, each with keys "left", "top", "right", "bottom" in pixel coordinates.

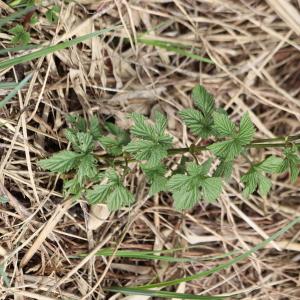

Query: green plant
[
  {"left": 39, "top": 85, "right": 300, "bottom": 211},
  {"left": 9, "top": 24, "right": 30, "bottom": 45},
  {"left": 45, "top": 5, "right": 60, "bottom": 23}
]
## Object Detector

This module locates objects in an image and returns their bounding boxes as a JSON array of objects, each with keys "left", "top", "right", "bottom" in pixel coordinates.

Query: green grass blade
[
  {"left": 0, "top": 27, "right": 119, "bottom": 70},
  {"left": 0, "top": 264, "right": 9, "bottom": 286},
  {"left": 0, "top": 82, "right": 20, "bottom": 89},
  {"left": 105, "top": 287, "right": 224, "bottom": 299},
  {"left": 0, "top": 6, "right": 35, "bottom": 29},
  {"left": 0, "top": 73, "right": 32, "bottom": 109},
  {"left": 138, "top": 38, "right": 213, "bottom": 64},
  {"left": 72, "top": 248, "right": 194, "bottom": 263},
  {"left": 0, "top": 44, "right": 40, "bottom": 55},
  {"left": 133, "top": 216, "right": 300, "bottom": 289}
]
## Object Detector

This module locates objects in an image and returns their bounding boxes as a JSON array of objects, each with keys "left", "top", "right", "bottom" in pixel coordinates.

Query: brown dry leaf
[{"left": 88, "top": 204, "right": 110, "bottom": 231}]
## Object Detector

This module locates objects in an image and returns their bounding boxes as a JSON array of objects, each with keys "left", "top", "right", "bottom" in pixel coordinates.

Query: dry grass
[{"left": 1, "top": 0, "right": 300, "bottom": 299}]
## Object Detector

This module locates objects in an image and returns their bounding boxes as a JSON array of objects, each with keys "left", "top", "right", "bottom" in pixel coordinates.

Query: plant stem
[
  {"left": 252, "top": 134, "right": 300, "bottom": 144},
  {"left": 95, "top": 140, "right": 300, "bottom": 167}
]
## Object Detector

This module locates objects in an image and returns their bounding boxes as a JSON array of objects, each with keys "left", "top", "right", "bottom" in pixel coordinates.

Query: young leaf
[
  {"left": 200, "top": 177, "right": 222, "bottom": 203},
  {"left": 279, "top": 146, "right": 300, "bottom": 183},
  {"left": 64, "top": 128, "right": 80, "bottom": 151},
  {"left": 66, "top": 115, "right": 86, "bottom": 132},
  {"left": 241, "top": 155, "right": 282, "bottom": 198},
  {"left": 208, "top": 140, "right": 242, "bottom": 161},
  {"left": 212, "top": 112, "right": 235, "bottom": 137},
  {"left": 0, "top": 195, "right": 8, "bottom": 204},
  {"left": 167, "top": 160, "right": 222, "bottom": 210},
  {"left": 107, "top": 185, "right": 134, "bottom": 211},
  {"left": 142, "top": 164, "right": 167, "bottom": 195},
  {"left": 45, "top": 5, "right": 60, "bottom": 23},
  {"left": 86, "top": 170, "right": 134, "bottom": 210},
  {"left": 257, "top": 175, "right": 272, "bottom": 197},
  {"left": 39, "top": 151, "right": 81, "bottom": 173},
  {"left": 191, "top": 85, "right": 215, "bottom": 116},
  {"left": 254, "top": 156, "right": 284, "bottom": 173},
  {"left": 172, "top": 187, "right": 200, "bottom": 211},
  {"left": 186, "top": 158, "right": 212, "bottom": 177},
  {"left": 124, "top": 113, "right": 172, "bottom": 166},
  {"left": 208, "top": 113, "right": 255, "bottom": 161},
  {"left": 63, "top": 177, "right": 81, "bottom": 196},
  {"left": 236, "top": 113, "right": 256, "bottom": 145},
  {"left": 77, "top": 154, "right": 97, "bottom": 184},
  {"left": 89, "top": 116, "right": 102, "bottom": 139},
  {"left": 86, "top": 184, "right": 112, "bottom": 205},
  {"left": 99, "top": 136, "right": 123, "bottom": 156},
  {"left": 76, "top": 132, "right": 94, "bottom": 153},
  {"left": 214, "top": 160, "right": 234, "bottom": 180},
  {"left": 101, "top": 122, "right": 130, "bottom": 155},
  {"left": 9, "top": 24, "right": 30, "bottom": 45},
  {"left": 179, "top": 109, "right": 214, "bottom": 138}
]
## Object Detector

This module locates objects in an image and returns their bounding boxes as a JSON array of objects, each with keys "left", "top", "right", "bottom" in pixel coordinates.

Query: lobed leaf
[
  {"left": 179, "top": 109, "right": 214, "bottom": 138},
  {"left": 191, "top": 85, "right": 215, "bottom": 116},
  {"left": 200, "top": 177, "right": 222, "bottom": 203},
  {"left": 212, "top": 112, "right": 235, "bottom": 137},
  {"left": 254, "top": 156, "right": 284, "bottom": 173},
  {"left": 39, "top": 151, "right": 81, "bottom": 173}
]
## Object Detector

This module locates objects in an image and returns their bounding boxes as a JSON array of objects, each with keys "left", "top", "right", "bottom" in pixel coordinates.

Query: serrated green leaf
[
  {"left": 39, "top": 151, "right": 81, "bottom": 173},
  {"left": 107, "top": 185, "right": 135, "bottom": 211},
  {"left": 208, "top": 113, "right": 255, "bottom": 161},
  {"left": 280, "top": 146, "right": 300, "bottom": 183},
  {"left": 66, "top": 115, "right": 86, "bottom": 132},
  {"left": 214, "top": 160, "right": 233, "bottom": 180},
  {"left": 186, "top": 159, "right": 212, "bottom": 177},
  {"left": 105, "top": 169, "right": 120, "bottom": 184},
  {"left": 99, "top": 136, "right": 122, "bottom": 156},
  {"left": 89, "top": 116, "right": 102, "bottom": 139},
  {"left": 9, "top": 24, "right": 30, "bottom": 45},
  {"left": 45, "top": 5, "right": 60, "bottom": 23},
  {"left": 105, "top": 122, "right": 125, "bottom": 137},
  {"left": 77, "top": 154, "right": 97, "bottom": 185},
  {"left": 63, "top": 177, "right": 81, "bottom": 196},
  {"left": 191, "top": 85, "right": 215, "bottom": 116},
  {"left": 154, "top": 112, "right": 168, "bottom": 136},
  {"left": 142, "top": 164, "right": 167, "bottom": 195},
  {"left": 86, "top": 184, "right": 112, "bottom": 205},
  {"left": 149, "top": 177, "right": 168, "bottom": 195},
  {"left": 241, "top": 164, "right": 274, "bottom": 198},
  {"left": 208, "top": 140, "right": 242, "bottom": 161},
  {"left": 76, "top": 132, "right": 94, "bottom": 153},
  {"left": 124, "top": 140, "right": 168, "bottom": 167},
  {"left": 64, "top": 128, "right": 80, "bottom": 151},
  {"left": 130, "top": 113, "right": 154, "bottom": 140},
  {"left": 254, "top": 156, "right": 284, "bottom": 173},
  {"left": 236, "top": 113, "right": 255, "bottom": 144},
  {"left": 289, "top": 161, "right": 299, "bottom": 183},
  {"left": 126, "top": 113, "right": 172, "bottom": 166},
  {"left": 168, "top": 160, "right": 223, "bottom": 210},
  {"left": 212, "top": 112, "right": 235, "bottom": 137},
  {"left": 167, "top": 174, "right": 192, "bottom": 191},
  {"left": 173, "top": 186, "right": 200, "bottom": 210},
  {"left": 258, "top": 174, "right": 272, "bottom": 197},
  {"left": 86, "top": 169, "right": 135, "bottom": 210},
  {"left": 241, "top": 171, "right": 258, "bottom": 198},
  {"left": 200, "top": 177, "right": 222, "bottom": 203},
  {"left": 179, "top": 109, "right": 214, "bottom": 138}
]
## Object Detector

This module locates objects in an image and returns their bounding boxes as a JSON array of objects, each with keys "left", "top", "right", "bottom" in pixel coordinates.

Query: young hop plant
[{"left": 39, "top": 85, "right": 300, "bottom": 211}]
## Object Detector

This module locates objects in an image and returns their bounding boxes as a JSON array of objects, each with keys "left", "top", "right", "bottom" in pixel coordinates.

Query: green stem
[
  {"left": 96, "top": 141, "right": 300, "bottom": 167},
  {"left": 252, "top": 134, "right": 300, "bottom": 144}
]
